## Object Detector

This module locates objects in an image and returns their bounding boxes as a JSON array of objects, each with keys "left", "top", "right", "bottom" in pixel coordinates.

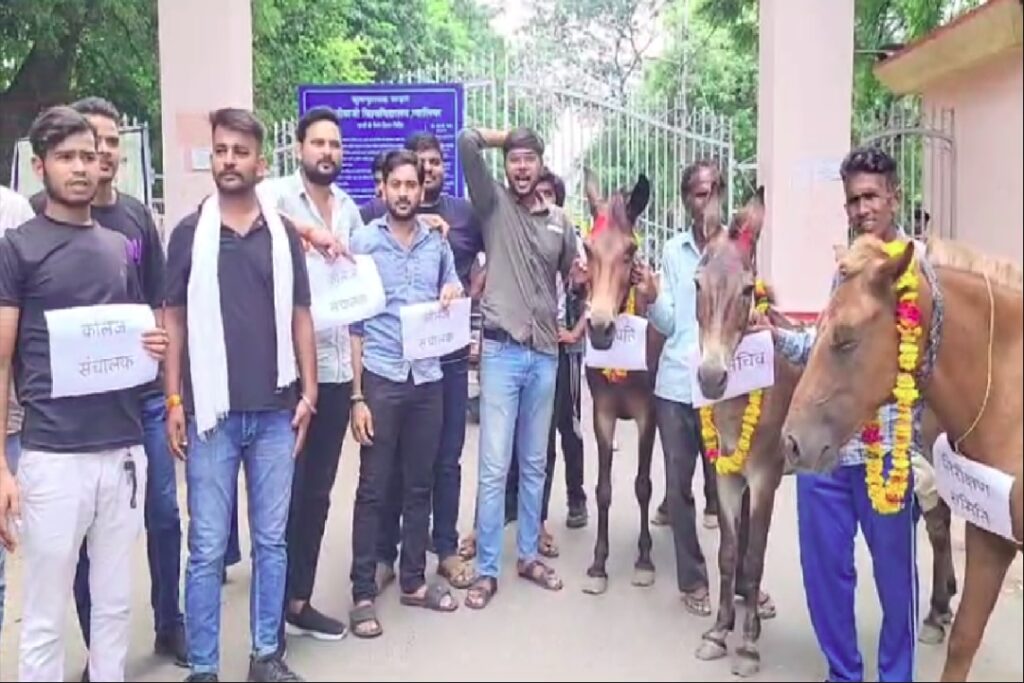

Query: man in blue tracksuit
[{"left": 761, "top": 146, "right": 924, "bottom": 682}]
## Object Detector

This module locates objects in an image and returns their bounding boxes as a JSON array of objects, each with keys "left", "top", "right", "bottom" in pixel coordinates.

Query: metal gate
[
  {"left": 857, "top": 99, "right": 956, "bottom": 240},
  {"left": 271, "top": 54, "right": 734, "bottom": 268}
]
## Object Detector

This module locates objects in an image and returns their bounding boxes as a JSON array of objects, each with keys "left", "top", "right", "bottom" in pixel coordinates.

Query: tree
[
  {"left": 0, "top": 0, "right": 501, "bottom": 186},
  {"left": 524, "top": 0, "right": 671, "bottom": 101}
]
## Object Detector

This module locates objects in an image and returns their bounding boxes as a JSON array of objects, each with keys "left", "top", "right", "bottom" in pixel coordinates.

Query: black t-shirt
[
  {"left": 165, "top": 211, "right": 311, "bottom": 413},
  {"left": 0, "top": 215, "right": 145, "bottom": 452}
]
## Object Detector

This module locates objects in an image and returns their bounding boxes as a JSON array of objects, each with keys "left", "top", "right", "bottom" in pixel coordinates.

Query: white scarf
[{"left": 188, "top": 188, "right": 296, "bottom": 436}]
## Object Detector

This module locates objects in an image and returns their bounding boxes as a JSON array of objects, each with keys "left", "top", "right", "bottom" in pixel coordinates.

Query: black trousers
[
  {"left": 350, "top": 372, "right": 442, "bottom": 603},
  {"left": 286, "top": 382, "right": 352, "bottom": 603},
  {"left": 655, "top": 398, "right": 711, "bottom": 593}
]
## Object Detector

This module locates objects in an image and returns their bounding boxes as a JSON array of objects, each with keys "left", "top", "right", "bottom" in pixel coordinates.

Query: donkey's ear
[
  {"left": 583, "top": 167, "right": 604, "bottom": 219},
  {"left": 728, "top": 185, "right": 765, "bottom": 254},
  {"left": 626, "top": 174, "right": 651, "bottom": 224}
]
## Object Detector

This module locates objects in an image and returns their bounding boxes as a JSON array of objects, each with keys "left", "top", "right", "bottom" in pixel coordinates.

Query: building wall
[{"left": 924, "top": 48, "right": 1023, "bottom": 264}]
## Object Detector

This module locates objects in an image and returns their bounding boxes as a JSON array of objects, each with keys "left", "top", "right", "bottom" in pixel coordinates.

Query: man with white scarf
[{"left": 163, "top": 108, "right": 316, "bottom": 683}]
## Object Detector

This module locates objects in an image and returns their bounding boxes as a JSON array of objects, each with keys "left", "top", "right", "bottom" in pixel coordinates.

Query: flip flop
[{"left": 400, "top": 582, "right": 459, "bottom": 613}]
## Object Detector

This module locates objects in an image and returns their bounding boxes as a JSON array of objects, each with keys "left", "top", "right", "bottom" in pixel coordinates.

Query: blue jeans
[
  {"left": 475, "top": 336, "right": 557, "bottom": 579},
  {"left": 72, "top": 394, "right": 185, "bottom": 644},
  {"left": 0, "top": 433, "right": 21, "bottom": 640},
  {"left": 184, "top": 411, "right": 295, "bottom": 675},
  {"left": 798, "top": 464, "right": 919, "bottom": 682}
]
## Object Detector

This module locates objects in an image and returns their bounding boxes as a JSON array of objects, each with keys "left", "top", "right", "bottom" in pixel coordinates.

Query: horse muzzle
[
  {"left": 697, "top": 361, "right": 729, "bottom": 400},
  {"left": 781, "top": 427, "right": 839, "bottom": 475}
]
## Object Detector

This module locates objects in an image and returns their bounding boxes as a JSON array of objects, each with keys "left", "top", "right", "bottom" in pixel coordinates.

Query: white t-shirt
[{"left": 0, "top": 185, "right": 34, "bottom": 435}]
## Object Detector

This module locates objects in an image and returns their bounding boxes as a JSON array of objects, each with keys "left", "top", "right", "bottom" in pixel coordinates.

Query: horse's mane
[
  {"left": 840, "top": 234, "right": 1022, "bottom": 293},
  {"left": 926, "top": 236, "right": 1023, "bottom": 292}
]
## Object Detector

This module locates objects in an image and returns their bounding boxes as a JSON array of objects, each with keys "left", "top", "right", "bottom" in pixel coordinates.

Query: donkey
[
  {"left": 690, "top": 186, "right": 802, "bottom": 676},
  {"left": 579, "top": 171, "right": 665, "bottom": 595}
]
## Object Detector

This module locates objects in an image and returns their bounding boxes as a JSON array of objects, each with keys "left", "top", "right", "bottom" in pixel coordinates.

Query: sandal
[
  {"left": 458, "top": 535, "right": 477, "bottom": 561},
  {"left": 733, "top": 590, "right": 777, "bottom": 619},
  {"left": 517, "top": 559, "right": 563, "bottom": 591},
  {"left": 400, "top": 582, "right": 459, "bottom": 612},
  {"left": 375, "top": 563, "right": 396, "bottom": 594},
  {"left": 682, "top": 588, "right": 712, "bottom": 617},
  {"left": 539, "top": 532, "right": 560, "bottom": 559},
  {"left": 437, "top": 556, "right": 475, "bottom": 589},
  {"left": 349, "top": 602, "right": 383, "bottom": 639},
  {"left": 465, "top": 576, "right": 498, "bottom": 610}
]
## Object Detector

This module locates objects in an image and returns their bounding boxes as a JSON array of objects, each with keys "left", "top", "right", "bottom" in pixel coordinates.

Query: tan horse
[
  {"left": 690, "top": 186, "right": 801, "bottom": 676},
  {"left": 579, "top": 172, "right": 666, "bottom": 595},
  {"left": 782, "top": 235, "right": 1023, "bottom": 682}
]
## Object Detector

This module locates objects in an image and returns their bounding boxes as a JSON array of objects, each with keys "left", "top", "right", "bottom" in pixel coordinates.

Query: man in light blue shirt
[
  {"left": 346, "top": 150, "right": 462, "bottom": 638},
  {"left": 635, "top": 160, "right": 721, "bottom": 617},
  {"left": 259, "top": 106, "right": 365, "bottom": 643}
]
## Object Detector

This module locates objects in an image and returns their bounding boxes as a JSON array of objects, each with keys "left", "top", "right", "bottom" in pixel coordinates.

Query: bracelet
[
  {"left": 300, "top": 394, "right": 317, "bottom": 414},
  {"left": 351, "top": 393, "right": 366, "bottom": 404},
  {"left": 166, "top": 394, "right": 183, "bottom": 410}
]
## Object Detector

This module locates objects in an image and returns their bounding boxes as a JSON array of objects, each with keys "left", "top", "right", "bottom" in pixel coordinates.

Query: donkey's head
[
  {"left": 694, "top": 186, "right": 767, "bottom": 399},
  {"left": 583, "top": 170, "right": 651, "bottom": 350}
]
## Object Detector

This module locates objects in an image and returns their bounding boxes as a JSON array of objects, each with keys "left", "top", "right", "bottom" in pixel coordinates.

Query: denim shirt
[
  {"left": 648, "top": 231, "right": 702, "bottom": 404},
  {"left": 350, "top": 216, "right": 461, "bottom": 385},
  {"left": 776, "top": 230, "right": 928, "bottom": 466},
  {"left": 260, "top": 173, "right": 364, "bottom": 384}
]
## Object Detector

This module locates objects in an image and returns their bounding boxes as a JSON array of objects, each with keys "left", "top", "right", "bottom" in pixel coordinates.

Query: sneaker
[
  {"left": 248, "top": 655, "right": 303, "bottom": 682},
  {"left": 184, "top": 674, "right": 219, "bottom": 682},
  {"left": 285, "top": 603, "right": 348, "bottom": 641},
  {"left": 155, "top": 624, "right": 190, "bottom": 668}
]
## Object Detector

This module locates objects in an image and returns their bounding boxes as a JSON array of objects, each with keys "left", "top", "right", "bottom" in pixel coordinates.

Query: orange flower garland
[
  {"left": 699, "top": 280, "right": 770, "bottom": 476},
  {"left": 862, "top": 240, "right": 921, "bottom": 514}
]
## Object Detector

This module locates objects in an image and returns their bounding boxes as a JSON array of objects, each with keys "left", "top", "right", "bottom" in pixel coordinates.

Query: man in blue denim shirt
[
  {"left": 346, "top": 150, "right": 463, "bottom": 638},
  {"left": 757, "top": 147, "right": 921, "bottom": 683}
]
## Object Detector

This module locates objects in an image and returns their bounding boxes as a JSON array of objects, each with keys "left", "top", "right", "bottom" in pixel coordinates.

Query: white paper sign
[
  {"left": 45, "top": 304, "right": 158, "bottom": 398},
  {"left": 584, "top": 314, "right": 648, "bottom": 371},
  {"left": 307, "top": 254, "right": 386, "bottom": 331},
  {"left": 690, "top": 330, "right": 775, "bottom": 408},
  {"left": 400, "top": 297, "right": 472, "bottom": 361},
  {"left": 933, "top": 433, "right": 1018, "bottom": 542}
]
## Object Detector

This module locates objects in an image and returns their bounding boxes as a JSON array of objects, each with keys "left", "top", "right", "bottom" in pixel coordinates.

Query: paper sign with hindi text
[
  {"left": 584, "top": 314, "right": 648, "bottom": 371},
  {"left": 933, "top": 433, "right": 1018, "bottom": 542},
  {"left": 307, "top": 254, "right": 386, "bottom": 331},
  {"left": 45, "top": 304, "right": 158, "bottom": 398},
  {"left": 689, "top": 330, "right": 775, "bottom": 408},
  {"left": 400, "top": 297, "right": 472, "bottom": 361}
]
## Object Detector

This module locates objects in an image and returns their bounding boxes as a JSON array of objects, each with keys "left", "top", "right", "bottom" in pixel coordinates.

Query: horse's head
[
  {"left": 694, "top": 186, "right": 766, "bottom": 399},
  {"left": 782, "top": 235, "right": 918, "bottom": 473},
  {"left": 583, "top": 170, "right": 650, "bottom": 350}
]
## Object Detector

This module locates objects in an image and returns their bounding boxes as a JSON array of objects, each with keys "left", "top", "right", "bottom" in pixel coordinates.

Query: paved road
[{"left": 2, "top": 397, "right": 1022, "bottom": 682}]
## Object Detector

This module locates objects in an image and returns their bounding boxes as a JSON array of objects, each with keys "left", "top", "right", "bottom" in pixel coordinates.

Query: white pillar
[
  {"left": 157, "top": 0, "right": 254, "bottom": 231},
  {"left": 756, "top": 0, "right": 856, "bottom": 316}
]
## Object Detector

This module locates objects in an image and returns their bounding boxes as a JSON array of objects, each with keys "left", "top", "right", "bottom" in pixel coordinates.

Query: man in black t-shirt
[
  {"left": 0, "top": 106, "right": 168, "bottom": 683},
  {"left": 163, "top": 108, "right": 315, "bottom": 683},
  {"left": 29, "top": 96, "right": 189, "bottom": 671}
]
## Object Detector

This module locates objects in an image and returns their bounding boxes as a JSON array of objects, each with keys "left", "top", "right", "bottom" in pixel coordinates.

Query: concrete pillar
[
  {"left": 756, "top": 0, "right": 856, "bottom": 317},
  {"left": 157, "top": 0, "right": 254, "bottom": 231}
]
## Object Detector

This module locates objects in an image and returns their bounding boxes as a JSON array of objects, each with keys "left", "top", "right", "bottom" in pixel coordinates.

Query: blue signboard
[{"left": 298, "top": 83, "right": 464, "bottom": 205}]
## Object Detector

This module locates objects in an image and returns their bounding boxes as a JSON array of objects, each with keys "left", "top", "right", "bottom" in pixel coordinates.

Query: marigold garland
[
  {"left": 862, "top": 240, "right": 921, "bottom": 514},
  {"left": 699, "top": 280, "right": 770, "bottom": 476}
]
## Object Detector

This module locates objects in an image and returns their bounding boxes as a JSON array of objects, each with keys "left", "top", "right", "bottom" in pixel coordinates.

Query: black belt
[{"left": 482, "top": 327, "right": 514, "bottom": 343}]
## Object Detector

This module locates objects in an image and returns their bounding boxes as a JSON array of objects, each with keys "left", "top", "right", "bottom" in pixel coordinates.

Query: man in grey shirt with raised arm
[{"left": 456, "top": 127, "right": 578, "bottom": 610}]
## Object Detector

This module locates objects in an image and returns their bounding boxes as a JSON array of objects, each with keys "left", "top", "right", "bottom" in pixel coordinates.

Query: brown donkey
[
  {"left": 782, "top": 235, "right": 1022, "bottom": 682},
  {"left": 579, "top": 172, "right": 666, "bottom": 595},
  {"left": 690, "top": 186, "right": 801, "bottom": 676}
]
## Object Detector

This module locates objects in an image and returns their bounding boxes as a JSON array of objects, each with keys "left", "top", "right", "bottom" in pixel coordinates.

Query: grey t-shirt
[
  {"left": 457, "top": 129, "right": 577, "bottom": 354},
  {"left": 0, "top": 215, "right": 145, "bottom": 452}
]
